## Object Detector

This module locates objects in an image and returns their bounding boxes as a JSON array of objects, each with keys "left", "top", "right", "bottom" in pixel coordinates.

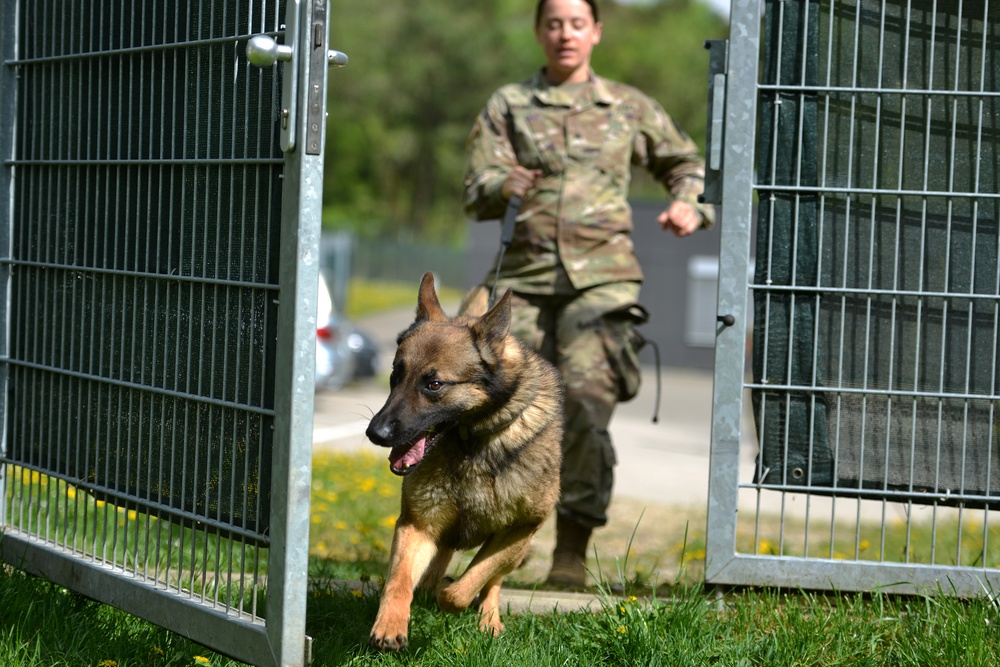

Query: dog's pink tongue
[{"left": 389, "top": 436, "right": 427, "bottom": 472}]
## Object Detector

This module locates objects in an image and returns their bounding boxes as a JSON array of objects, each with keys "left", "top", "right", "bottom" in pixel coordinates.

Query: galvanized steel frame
[
  {"left": 707, "top": 0, "right": 1000, "bottom": 597},
  {"left": 0, "top": 1, "right": 328, "bottom": 664}
]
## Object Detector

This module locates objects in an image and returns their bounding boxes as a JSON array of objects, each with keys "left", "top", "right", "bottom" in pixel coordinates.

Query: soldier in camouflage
[{"left": 463, "top": 0, "right": 713, "bottom": 587}]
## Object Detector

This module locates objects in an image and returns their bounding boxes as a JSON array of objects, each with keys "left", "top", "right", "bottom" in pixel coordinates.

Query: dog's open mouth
[{"left": 388, "top": 426, "right": 448, "bottom": 476}]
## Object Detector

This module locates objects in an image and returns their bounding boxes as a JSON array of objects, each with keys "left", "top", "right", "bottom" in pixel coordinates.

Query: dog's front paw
[{"left": 370, "top": 612, "right": 409, "bottom": 652}]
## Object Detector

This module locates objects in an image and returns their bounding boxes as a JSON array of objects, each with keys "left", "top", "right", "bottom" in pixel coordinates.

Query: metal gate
[
  {"left": 0, "top": 1, "right": 339, "bottom": 664},
  {"left": 707, "top": 0, "right": 1000, "bottom": 596}
]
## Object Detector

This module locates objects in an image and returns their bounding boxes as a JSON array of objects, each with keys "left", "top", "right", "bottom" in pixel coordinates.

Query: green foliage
[
  {"left": 324, "top": 0, "right": 727, "bottom": 242},
  {"left": 344, "top": 278, "right": 465, "bottom": 318}
]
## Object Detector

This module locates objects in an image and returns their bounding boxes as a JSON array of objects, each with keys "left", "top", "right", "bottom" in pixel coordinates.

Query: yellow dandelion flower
[
  {"left": 96, "top": 500, "right": 106, "bottom": 508},
  {"left": 98, "top": 660, "right": 118, "bottom": 667},
  {"left": 193, "top": 656, "right": 211, "bottom": 665},
  {"left": 150, "top": 647, "right": 164, "bottom": 656},
  {"left": 617, "top": 625, "right": 628, "bottom": 634},
  {"left": 127, "top": 510, "right": 138, "bottom": 521},
  {"left": 351, "top": 590, "right": 363, "bottom": 598},
  {"left": 859, "top": 539, "right": 871, "bottom": 551},
  {"left": 757, "top": 539, "right": 773, "bottom": 554},
  {"left": 380, "top": 515, "right": 397, "bottom": 528},
  {"left": 310, "top": 515, "right": 321, "bottom": 524},
  {"left": 66, "top": 487, "right": 77, "bottom": 499},
  {"left": 334, "top": 520, "right": 347, "bottom": 530},
  {"left": 627, "top": 596, "right": 638, "bottom": 603},
  {"left": 358, "top": 477, "right": 377, "bottom": 493}
]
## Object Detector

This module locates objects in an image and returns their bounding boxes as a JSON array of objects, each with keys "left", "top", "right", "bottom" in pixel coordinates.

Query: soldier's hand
[
  {"left": 501, "top": 167, "right": 542, "bottom": 200},
  {"left": 658, "top": 201, "right": 700, "bottom": 237}
]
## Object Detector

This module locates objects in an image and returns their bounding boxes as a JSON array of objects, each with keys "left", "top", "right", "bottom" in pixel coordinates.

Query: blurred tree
[{"left": 324, "top": 0, "right": 726, "bottom": 243}]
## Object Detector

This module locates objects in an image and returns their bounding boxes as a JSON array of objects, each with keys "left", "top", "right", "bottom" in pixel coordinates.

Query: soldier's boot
[{"left": 545, "top": 516, "right": 592, "bottom": 588}]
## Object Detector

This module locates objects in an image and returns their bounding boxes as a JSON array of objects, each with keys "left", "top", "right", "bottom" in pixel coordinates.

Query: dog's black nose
[{"left": 366, "top": 417, "right": 394, "bottom": 447}]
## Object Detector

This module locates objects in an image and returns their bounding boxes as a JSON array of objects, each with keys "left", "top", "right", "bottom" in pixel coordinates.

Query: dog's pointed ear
[
  {"left": 415, "top": 271, "right": 448, "bottom": 323},
  {"left": 471, "top": 288, "right": 511, "bottom": 363}
]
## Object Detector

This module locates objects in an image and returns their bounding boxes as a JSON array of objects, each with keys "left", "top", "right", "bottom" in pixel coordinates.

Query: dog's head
[{"left": 365, "top": 272, "right": 514, "bottom": 476}]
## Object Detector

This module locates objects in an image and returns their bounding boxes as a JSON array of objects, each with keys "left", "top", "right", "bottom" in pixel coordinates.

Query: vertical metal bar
[
  {"left": 265, "top": 0, "right": 324, "bottom": 660},
  {"left": 817, "top": 0, "right": 840, "bottom": 558},
  {"left": 0, "top": 0, "right": 16, "bottom": 535},
  {"left": 795, "top": 0, "right": 816, "bottom": 559},
  {"left": 706, "top": 0, "right": 762, "bottom": 580},
  {"left": 950, "top": 0, "right": 968, "bottom": 568},
  {"left": 834, "top": 0, "right": 864, "bottom": 558},
  {"left": 927, "top": 0, "right": 963, "bottom": 567},
  {"left": 879, "top": 0, "right": 913, "bottom": 565},
  {"left": 975, "top": 0, "right": 994, "bottom": 570}
]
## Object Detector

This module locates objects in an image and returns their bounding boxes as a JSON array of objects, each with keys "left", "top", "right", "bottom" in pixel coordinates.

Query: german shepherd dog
[{"left": 365, "top": 272, "right": 563, "bottom": 652}]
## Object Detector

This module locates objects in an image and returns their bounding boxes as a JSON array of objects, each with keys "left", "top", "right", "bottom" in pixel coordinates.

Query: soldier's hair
[{"left": 535, "top": 0, "right": 600, "bottom": 28}]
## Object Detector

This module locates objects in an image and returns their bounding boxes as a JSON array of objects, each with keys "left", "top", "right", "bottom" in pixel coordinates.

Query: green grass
[
  {"left": 0, "top": 566, "right": 245, "bottom": 667},
  {"left": 302, "top": 580, "right": 1000, "bottom": 665},
  {"left": 5, "top": 450, "right": 1000, "bottom": 665},
  {"left": 5, "top": 561, "right": 999, "bottom": 666}
]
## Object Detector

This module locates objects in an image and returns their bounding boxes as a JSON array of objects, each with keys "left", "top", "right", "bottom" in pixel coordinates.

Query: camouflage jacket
[{"left": 463, "top": 69, "right": 713, "bottom": 294}]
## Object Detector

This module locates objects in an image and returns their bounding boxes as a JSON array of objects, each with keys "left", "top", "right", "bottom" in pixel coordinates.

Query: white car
[{"left": 315, "top": 274, "right": 356, "bottom": 390}]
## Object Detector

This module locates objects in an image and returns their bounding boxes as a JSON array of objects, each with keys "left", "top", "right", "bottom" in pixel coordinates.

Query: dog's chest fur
[{"left": 401, "top": 436, "right": 553, "bottom": 550}]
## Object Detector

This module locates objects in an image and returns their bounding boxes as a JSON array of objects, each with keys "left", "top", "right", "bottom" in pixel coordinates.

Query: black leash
[{"left": 488, "top": 194, "right": 521, "bottom": 308}]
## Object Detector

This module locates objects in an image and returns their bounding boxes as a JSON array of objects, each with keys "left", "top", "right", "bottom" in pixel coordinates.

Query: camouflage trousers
[{"left": 507, "top": 281, "right": 644, "bottom": 528}]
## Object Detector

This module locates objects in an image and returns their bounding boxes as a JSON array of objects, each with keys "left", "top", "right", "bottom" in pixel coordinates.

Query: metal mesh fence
[
  {"left": 3, "top": 0, "right": 285, "bottom": 620},
  {"left": 708, "top": 0, "right": 1000, "bottom": 594}
]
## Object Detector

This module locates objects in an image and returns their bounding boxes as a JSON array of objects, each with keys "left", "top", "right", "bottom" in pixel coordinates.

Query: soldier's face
[{"left": 535, "top": 0, "right": 602, "bottom": 84}]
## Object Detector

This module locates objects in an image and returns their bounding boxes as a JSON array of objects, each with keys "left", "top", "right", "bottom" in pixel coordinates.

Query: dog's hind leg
[
  {"left": 370, "top": 523, "right": 437, "bottom": 652},
  {"left": 476, "top": 575, "right": 506, "bottom": 636},
  {"left": 435, "top": 523, "right": 537, "bottom": 615}
]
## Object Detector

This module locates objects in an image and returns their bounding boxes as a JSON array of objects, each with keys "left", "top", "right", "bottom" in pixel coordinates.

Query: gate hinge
[{"left": 700, "top": 39, "right": 728, "bottom": 206}]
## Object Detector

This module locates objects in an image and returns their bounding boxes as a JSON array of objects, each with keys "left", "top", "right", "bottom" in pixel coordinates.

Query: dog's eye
[{"left": 426, "top": 380, "right": 444, "bottom": 392}]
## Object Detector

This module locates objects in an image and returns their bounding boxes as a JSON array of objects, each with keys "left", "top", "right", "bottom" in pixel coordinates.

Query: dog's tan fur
[{"left": 365, "top": 272, "right": 563, "bottom": 652}]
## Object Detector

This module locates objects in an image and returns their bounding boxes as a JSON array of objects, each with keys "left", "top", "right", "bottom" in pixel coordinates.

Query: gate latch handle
[
  {"left": 246, "top": 27, "right": 348, "bottom": 154},
  {"left": 246, "top": 35, "right": 293, "bottom": 66},
  {"left": 246, "top": 27, "right": 300, "bottom": 152}
]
